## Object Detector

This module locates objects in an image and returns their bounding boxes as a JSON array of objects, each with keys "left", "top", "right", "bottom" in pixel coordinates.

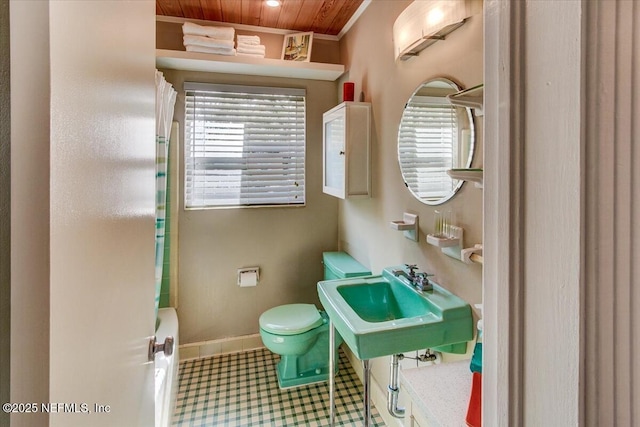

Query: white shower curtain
[{"left": 155, "top": 70, "right": 177, "bottom": 318}]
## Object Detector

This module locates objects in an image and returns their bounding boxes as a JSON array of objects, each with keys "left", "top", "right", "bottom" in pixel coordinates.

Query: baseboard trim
[{"left": 179, "top": 334, "right": 264, "bottom": 361}]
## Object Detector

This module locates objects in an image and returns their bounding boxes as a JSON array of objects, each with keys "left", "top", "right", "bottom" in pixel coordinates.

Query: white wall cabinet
[{"left": 322, "top": 102, "right": 371, "bottom": 199}]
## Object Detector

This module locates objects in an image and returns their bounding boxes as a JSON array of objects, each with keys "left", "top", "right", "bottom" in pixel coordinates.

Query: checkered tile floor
[{"left": 172, "top": 347, "right": 386, "bottom": 426}]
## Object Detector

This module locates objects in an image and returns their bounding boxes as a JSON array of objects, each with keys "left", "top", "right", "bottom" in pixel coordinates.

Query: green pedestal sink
[{"left": 317, "top": 266, "right": 473, "bottom": 360}]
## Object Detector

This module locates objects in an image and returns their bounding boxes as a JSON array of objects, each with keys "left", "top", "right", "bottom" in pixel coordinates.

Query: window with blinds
[
  {"left": 398, "top": 96, "right": 459, "bottom": 202},
  {"left": 184, "top": 83, "right": 306, "bottom": 209}
]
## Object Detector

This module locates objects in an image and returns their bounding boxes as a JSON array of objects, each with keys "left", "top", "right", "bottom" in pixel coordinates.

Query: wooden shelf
[{"left": 156, "top": 49, "right": 345, "bottom": 81}]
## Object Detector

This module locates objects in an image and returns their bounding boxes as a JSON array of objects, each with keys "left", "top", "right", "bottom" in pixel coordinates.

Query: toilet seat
[{"left": 259, "top": 304, "right": 324, "bottom": 335}]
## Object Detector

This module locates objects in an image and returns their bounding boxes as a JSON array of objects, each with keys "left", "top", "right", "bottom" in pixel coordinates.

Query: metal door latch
[{"left": 148, "top": 336, "right": 174, "bottom": 362}]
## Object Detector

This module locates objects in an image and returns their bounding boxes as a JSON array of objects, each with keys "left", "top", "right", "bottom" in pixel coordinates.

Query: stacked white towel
[
  {"left": 183, "top": 22, "right": 236, "bottom": 56},
  {"left": 236, "top": 34, "right": 266, "bottom": 58}
]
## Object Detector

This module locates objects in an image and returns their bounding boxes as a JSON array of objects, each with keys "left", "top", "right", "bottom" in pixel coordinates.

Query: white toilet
[{"left": 259, "top": 252, "right": 371, "bottom": 389}]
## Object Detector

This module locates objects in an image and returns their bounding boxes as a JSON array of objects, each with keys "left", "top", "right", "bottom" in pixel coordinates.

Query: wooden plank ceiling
[{"left": 156, "top": 0, "right": 365, "bottom": 36}]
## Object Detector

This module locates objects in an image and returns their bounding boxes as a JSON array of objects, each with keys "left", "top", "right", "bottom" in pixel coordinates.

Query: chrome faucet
[
  {"left": 392, "top": 264, "right": 434, "bottom": 292},
  {"left": 392, "top": 264, "right": 417, "bottom": 281},
  {"left": 413, "top": 272, "right": 434, "bottom": 292}
]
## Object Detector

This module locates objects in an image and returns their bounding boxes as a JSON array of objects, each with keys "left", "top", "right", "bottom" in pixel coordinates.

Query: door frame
[{"left": 483, "top": 1, "right": 526, "bottom": 425}]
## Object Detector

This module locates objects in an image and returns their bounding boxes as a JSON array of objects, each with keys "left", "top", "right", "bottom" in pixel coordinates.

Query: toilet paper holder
[{"left": 238, "top": 267, "right": 260, "bottom": 287}]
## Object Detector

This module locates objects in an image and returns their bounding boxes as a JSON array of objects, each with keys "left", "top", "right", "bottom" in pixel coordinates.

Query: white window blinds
[
  {"left": 398, "top": 96, "right": 458, "bottom": 202},
  {"left": 184, "top": 83, "right": 306, "bottom": 208}
]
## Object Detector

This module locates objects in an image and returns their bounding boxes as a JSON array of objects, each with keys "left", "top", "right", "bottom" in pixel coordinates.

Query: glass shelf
[
  {"left": 447, "top": 168, "right": 483, "bottom": 188},
  {"left": 448, "top": 84, "right": 483, "bottom": 115}
]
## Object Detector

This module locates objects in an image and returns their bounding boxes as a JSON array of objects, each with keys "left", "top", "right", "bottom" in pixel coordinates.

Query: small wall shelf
[
  {"left": 427, "top": 226, "right": 483, "bottom": 265},
  {"left": 448, "top": 84, "right": 484, "bottom": 115},
  {"left": 427, "top": 225, "right": 464, "bottom": 260},
  {"left": 156, "top": 49, "right": 345, "bottom": 81},
  {"left": 426, "top": 234, "right": 460, "bottom": 248},
  {"left": 390, "top": 213, "right": 419, "bottom": 242},
  {"left": 447, "top": 168, "right": 483, "bottom": 189}
]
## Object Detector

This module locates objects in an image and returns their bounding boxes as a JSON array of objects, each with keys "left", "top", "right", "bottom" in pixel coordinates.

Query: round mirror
[{"left": 398, "top": 78, "right": 475, "bottom": 205}]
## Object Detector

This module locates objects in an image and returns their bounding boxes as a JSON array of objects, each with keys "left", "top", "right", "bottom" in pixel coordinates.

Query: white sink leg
[
  {"left": 363, "top": 359, "right": 372, "bottom": 426},
  {"left": 329, "top": 320, "right": 336, "bottom": 426}
]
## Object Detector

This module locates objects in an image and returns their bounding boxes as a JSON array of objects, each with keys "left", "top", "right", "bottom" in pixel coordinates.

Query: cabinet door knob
[{"left": 339, "top": 151, "right": 345, "bottom": 155}]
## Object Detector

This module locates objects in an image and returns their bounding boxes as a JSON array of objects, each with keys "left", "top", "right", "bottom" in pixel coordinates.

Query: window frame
[{"left": 183, "top": 82, "right": 307, "bottom": 210}]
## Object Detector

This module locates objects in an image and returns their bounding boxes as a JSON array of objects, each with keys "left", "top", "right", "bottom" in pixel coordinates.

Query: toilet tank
[{"left": 323, "top": 252, "right": 371, "bottom": 280}]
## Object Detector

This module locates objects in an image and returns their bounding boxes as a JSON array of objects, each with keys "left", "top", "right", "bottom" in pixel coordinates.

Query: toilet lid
[{"left": 259, "top": 304, "right": 324, "bottom": 335}]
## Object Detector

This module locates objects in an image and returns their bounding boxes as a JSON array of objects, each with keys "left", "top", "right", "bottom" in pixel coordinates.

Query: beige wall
[
  {"left": 160, "top": 69, "right": 340, "bottom": 344},
  {"left": 336, "top": 0, "right": 484, "bottom": 419}
]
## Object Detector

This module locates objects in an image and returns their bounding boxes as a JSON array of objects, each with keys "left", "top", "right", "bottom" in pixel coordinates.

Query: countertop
[{"left": 399, "top": 360, "right": 473, "bottom": 426}]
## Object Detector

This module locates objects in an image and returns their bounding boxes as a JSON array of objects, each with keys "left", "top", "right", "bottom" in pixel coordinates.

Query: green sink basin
[
  {"left": 317, "top": 266, "right": 473, "bottom": 360},
  {"left": 336, "top": 280, "right": 432, "bottom": 322}
]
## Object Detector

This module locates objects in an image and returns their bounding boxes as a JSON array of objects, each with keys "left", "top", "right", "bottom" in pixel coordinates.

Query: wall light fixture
[{"left": 393, "top": 0, "right": 471, "bottom": 61}]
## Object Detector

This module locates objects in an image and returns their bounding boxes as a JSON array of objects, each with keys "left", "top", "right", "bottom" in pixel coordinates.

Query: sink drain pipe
[{"left": 387, "top": 354, "right": 405, "bottom": 418}]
